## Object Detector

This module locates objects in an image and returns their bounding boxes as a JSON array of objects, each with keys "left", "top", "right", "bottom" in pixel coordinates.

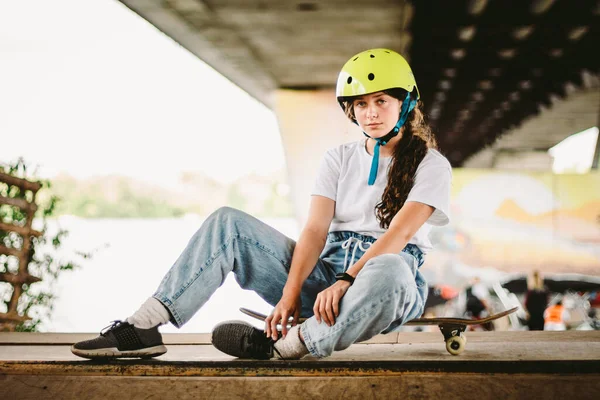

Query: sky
[
  {"left": 0, "top": 0, "right": 286, "bottom": 186},
  {"left": 549, "top": 127, "right": 599, "bottom": 174}
]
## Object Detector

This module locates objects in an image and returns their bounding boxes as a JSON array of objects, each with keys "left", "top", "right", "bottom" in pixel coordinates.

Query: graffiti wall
[{"left": 423, "top": 170, "right": 600, "bottom": 278}]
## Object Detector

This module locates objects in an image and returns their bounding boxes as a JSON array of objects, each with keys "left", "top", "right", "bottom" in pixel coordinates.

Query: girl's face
[{"left": 352, "top": 92, "right": 403, "bottom": 139}]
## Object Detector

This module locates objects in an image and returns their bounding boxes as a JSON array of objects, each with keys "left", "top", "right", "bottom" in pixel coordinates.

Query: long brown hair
[{"left": 343, "top": 89, "right": 438, "bottom": 228}]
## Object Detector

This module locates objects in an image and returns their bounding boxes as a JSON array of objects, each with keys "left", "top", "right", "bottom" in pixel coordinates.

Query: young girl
[{"left": 71, "top": 48, "right": 452, "bottom": 360}]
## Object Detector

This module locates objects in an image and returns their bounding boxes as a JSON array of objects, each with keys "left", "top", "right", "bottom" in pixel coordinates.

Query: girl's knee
[
  {"left": 211, "top": 206, "right": 240, "bottom": 220},
  {"left": 199, "top": 207, "right": 248, "bottom": 240},
  {"left": 360, "top": 254, "right": 415, "bottom": 287},
  {"left": 366, "top": 253, "right": 412, "bottom": 273},
  {"left": 207, "top": 206, "right": 249, "bottom": 228}
]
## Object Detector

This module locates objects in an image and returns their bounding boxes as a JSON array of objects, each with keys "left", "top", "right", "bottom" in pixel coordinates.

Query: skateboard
[{"left": 239, "top": 306, "right": 518, "bottom": 355}]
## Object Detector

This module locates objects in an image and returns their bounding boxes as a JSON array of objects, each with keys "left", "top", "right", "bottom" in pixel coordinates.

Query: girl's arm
[
  {"left": 284, "top": 195, "right": 335, "bottom": 293},
  {"left": 313, "top": 201, "right": 434, "bottom": 326},
  {"left": 266, "top": 195, "right": 334, "bottom": 339}
]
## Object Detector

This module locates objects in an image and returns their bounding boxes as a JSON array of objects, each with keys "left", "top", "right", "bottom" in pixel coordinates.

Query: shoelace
[
  {"left": 341, "top": 237, "right": 372, "bottom": 272},
  {"left": 244, "top": 330, "right": 284, "bottom": 360},
  {"left": 100, "top": 320, "right": 124, "bottom": 337}
]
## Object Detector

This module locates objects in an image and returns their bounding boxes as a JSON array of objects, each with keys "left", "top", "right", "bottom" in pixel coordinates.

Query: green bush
[{"left": 0, "top": 158, "right": 91, "bottom": 332}]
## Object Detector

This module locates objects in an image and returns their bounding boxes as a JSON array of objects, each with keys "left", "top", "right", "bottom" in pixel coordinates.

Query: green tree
[{"left": 0, "top": 158, "right": 91, "bottom": 331}]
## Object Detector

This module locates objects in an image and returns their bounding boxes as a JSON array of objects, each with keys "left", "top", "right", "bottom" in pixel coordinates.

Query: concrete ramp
[{"left": 1, "top": 331, "right": 599, "bottom": 399}]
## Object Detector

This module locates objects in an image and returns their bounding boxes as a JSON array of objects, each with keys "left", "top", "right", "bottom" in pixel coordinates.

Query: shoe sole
[
  {"left": 212, "top": 320, "right": 273, "bottom": 359},
  {"left": 70, "top": 344, "right": 167, "bottom": 359}
]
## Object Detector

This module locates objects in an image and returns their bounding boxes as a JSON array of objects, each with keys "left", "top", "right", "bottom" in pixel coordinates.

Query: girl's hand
[
  {"left": 266, "top": 295, "right": 301, "bottom": 340},
  {"left": 313, "top": 280, "right": 351, "bottom": 326}
]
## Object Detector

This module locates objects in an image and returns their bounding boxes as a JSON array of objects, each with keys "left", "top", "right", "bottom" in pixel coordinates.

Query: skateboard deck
[{"left": 239, "top": 306, "right": 518, "bottom": 355}]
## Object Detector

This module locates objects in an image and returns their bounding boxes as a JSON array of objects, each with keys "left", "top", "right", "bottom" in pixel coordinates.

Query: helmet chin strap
[{"left": 364, "top": 92, "right": 417, "bottom": 185}]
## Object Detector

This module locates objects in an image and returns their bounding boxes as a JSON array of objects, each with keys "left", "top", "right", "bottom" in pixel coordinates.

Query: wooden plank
[
  {"left": 0, "top": 222, "right": 41, "bottom": 237},
  {"left": 0, "top": 172, "right": 42, "bottom": 192},
  {"left": 0, "top": 312, "right": 31, "bottom": 323},
  {"left": 0, "top": 273, "right": 41, "bottom": 285},
  {"left": 0, "top": 194, "right": 37, "bottom": 212},
  {"left": 7, "top": 284, "right": 22, "bottom": 314},
  {"left": 0, "top": 244, "right": 22, "bottom": 257}
]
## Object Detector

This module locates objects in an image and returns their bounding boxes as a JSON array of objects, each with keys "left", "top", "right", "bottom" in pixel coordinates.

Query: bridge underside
[
  {"left": 114, "top": 1, "right": 599, "bottom": 223},
  {"left": 118, "top": 0, "right": 599, "bottom": 165}
]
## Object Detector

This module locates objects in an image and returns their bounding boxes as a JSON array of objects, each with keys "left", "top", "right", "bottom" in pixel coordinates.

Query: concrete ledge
[
  {"left": 0, "top": 332, "right": 401, "bottom": 345},
  {"left": 2, "top": 329, "right": 597, "bottom": 345},
  {"left": 0, "top": 373, "right": 600, "bottom": 400},
  {"left": 1, "top": 331, "right": 599, "bottom": 399},
  {"left": 2, "top": 331, "right": 599, "bottom": 367},
  {"left": 2, "top": 374, "right": 599, "bottom": 400},
  {"left": 0, "top": 332, "right": 214, "bottom": 345},
  {"left": 2, "top": 358, "right": 600, "bottom": 376}
]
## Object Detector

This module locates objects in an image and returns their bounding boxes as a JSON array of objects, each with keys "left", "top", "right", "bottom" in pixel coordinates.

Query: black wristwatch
[{"left": 335, "top": 272, "right": 355, "bottom": 285}]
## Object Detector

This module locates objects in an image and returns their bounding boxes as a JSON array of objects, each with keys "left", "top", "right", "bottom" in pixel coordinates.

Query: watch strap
[{"left": 335, "top": 272, "right": 355, "bottom": 285}]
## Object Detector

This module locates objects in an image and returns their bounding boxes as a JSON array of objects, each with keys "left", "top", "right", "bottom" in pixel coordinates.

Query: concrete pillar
[
  {"left": 274, "top": 89, "right": 362, "bottom": 227},
  {"left": 592, "top": 102, "right": 600, "bottom": 169}
]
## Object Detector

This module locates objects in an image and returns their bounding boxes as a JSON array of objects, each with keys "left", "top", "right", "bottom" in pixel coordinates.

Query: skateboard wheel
[{"left": 446, "top": 335, "right": 466, "bottom": 355}]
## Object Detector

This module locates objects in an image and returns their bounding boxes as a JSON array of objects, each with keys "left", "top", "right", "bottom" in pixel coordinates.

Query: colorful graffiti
[{"left": 424, "top": 171, "right": 600, "bottom": 276}]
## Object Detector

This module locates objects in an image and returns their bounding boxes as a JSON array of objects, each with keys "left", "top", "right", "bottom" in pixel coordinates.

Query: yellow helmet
[{"left": 336, "top": 48, "right": 419, "bottom": 102}]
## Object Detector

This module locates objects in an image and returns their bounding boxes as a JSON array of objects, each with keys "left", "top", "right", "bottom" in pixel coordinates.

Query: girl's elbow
[
  {"left": 302, "top": 225, "right": 328, "bottom": 244},
  {"left": 387, "top": 227, "right": 413, "bottom": 244}
]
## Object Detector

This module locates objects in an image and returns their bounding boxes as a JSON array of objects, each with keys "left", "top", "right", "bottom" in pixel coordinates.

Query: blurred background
[{"left": 1, "top": 0, "right": 598, "bottom": 334}]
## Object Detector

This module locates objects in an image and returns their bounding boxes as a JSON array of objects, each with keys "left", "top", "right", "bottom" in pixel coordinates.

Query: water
[{"left": 42, "top": 215, "right": 300, "bottom": 333}]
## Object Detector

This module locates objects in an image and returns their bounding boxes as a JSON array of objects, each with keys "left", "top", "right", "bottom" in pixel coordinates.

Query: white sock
[
  {"left": 273, "top": 325, "right": 309, "bottom": 359},
  {"left": 126, "top": 297, "right": 171, "bottom": 329}
]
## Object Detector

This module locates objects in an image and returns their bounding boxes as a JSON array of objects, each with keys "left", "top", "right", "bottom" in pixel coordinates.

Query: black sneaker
[
  {"left": 71, "top": 320, "right": 167, "bottom": 359},
  {"left": 211, "top": 320, "right": 281, "bottom": 360}
]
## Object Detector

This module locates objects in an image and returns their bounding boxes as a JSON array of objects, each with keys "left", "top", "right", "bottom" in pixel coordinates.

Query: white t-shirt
[{"left": 311, "top": 139, "right": 452, "bottom": 253}]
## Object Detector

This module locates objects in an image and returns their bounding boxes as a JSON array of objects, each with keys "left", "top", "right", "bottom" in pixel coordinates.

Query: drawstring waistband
[
  {"left": 326, "top": 231, "right": 425, "bottom": 269},
  {"left": 341, "top": 237, "right": 372, "bottom": 272}
]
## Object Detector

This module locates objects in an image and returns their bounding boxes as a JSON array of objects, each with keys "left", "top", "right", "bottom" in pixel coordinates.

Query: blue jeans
[{"left": 153, "top": 207, "right": 427, "bottom": 358}]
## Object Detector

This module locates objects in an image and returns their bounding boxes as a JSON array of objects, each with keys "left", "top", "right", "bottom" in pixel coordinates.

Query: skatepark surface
[{"left": 1, "top": 331, "right": 599, "bottom": 399}]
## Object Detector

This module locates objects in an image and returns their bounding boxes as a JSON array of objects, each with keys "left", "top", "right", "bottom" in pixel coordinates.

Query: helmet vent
[
  {"left": 368, "top": 73, "right": 375, "bottom": 81},
  {"left": 347, "top": 76, "right": 353, "bottom": 84},
  {"left": 370, "top": 54, "right": 375, "bottom": 58},
  {"left": 353, "top": 57, "right": 359, "bottom": 61}
]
